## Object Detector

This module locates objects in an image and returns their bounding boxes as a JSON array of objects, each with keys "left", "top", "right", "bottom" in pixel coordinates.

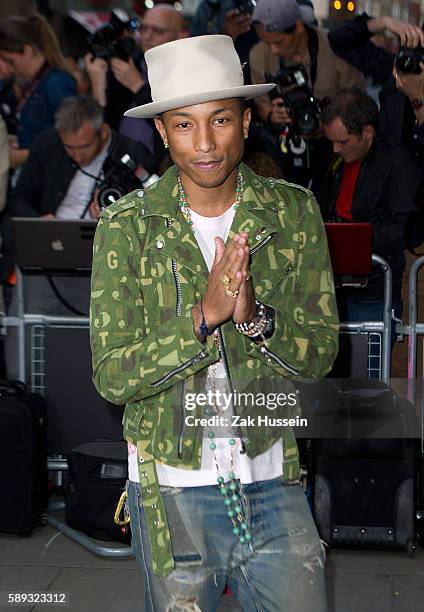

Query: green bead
[
  {"left": 229, "top": 471, "right": 236, "bottom": 479},
  {"left": 229, "top": 482, "right": 237, "bottom": 491},
  {"left": 209, "top": 443, "right": 216, "bottom": 451},
  {"left": 241, "top": 522, "right": 247, "bottom": 530},
  {"left": 220, "top": 486, "right": 227, "bottom": 495},
  {"left": 224, "top": 498, "right": 231, "bottom": 506},
  {"left": 208, "top": 431, "right": 215, "bottom": 438},
  {"left": 239, "top": 536, "right": 246, "bottom": 544},
  {"left": 245, "top": 532, "right": 252, "bottom": 541},
  {"left": 217, "top": 476, "right": 224, "bottom": 484},
  {"left": 232, "top": 527, "right": 240, "bottom": 536},
  {"left": 234, "top": 505, "right": 242, "bottom": 513},
  {"left": 229, "top": 438, "right": 236, "bottom": 446},
  {"left": 231, "top": 495, "right": 239, "bottom": 503},
  {"left": 227, "top": 510, "right": 235, "bottom": 518}
]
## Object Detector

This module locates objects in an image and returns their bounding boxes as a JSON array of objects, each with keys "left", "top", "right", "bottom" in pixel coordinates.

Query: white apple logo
[{"left": 51, "top": 239, "right": 64, "bottom": 251}]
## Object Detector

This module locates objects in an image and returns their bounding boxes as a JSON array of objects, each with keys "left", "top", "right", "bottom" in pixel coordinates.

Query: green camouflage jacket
[{"left": 90, "top": 162, "right": 339, "bottom": 577}]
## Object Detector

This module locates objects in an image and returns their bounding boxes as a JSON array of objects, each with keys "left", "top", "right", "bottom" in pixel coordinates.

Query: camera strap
[{"left": 77, "top": 131, "right": 117, "bottom": 219}]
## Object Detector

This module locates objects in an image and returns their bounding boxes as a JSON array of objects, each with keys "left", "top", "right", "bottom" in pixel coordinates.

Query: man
[
  {"left": 321, "top": 88, "right": 422, "bottom": 333},
  {"left": 9, "top": 95, "right": 156, "bottom": 219},
  {"left": 90, "top": 35, "right": 339, "bottom": 610},
  {"left": 5, "top": 95, "right": 156, "bottom": 322},
  {"left": 248, "top": 0, "right": 364, "bottom": 194},
  {"left": 86, "top": 4, "right": 188, "bottom": 151}
]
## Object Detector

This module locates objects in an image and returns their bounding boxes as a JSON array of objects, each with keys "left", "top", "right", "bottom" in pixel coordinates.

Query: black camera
[
  {"left": 87, "top": 9, "right": 138, "bottom": 61},
  {"left": 97, "top": 154, "right": 158, "bottom": 210},
  {"left": 394, "top": 46, "right": 424, "bottom": 75},
  {"left": 270, "top": 64, "right": 322, "bottom": 136}
]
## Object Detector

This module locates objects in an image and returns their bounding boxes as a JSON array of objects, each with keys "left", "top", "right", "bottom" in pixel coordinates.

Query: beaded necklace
[
  {"left": 177, "top": 169, "right": 251, "bottom": 544},
  {"left": 177, "top": 170, "right": 244, "bottom": 229}
]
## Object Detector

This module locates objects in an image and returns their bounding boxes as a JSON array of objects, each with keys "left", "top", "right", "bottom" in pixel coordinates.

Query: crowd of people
[{"left": 0, "top": 1, "right": 422, "bottom": 331}]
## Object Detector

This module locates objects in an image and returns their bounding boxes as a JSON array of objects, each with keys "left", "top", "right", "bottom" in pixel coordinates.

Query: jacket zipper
[
  {"left": 171, "top": 259, "right": 182, "bottom": 317},
  {"left": 150, "top": 349, "right": 208, "bottom": 388},
  {"left": 250, "top": 234, "right": 272, "bottom": 256},
  {"left": 258, "top": 345, "right": 301, "bottom": 376},
  {"left": 177, "top": 379, "right": 187, "bottom": 459},
  {"left": 215, "top": 327, "right": 247, "bottom": 453},
  {"left": 166, "top": 218, "right": 183, "bottom": 318}
]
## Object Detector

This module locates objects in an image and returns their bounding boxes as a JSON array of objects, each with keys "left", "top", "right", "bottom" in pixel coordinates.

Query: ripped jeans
[{"left": 127, "top": 477, "right": 327, "bottom": 612}]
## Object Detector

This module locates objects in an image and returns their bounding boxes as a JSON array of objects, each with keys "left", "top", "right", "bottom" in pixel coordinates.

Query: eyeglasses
[{"left": 139, "top": 23, "right": 179, "bottom": 37}]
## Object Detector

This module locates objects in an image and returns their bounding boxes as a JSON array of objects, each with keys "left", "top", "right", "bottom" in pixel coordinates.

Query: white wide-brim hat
[{"left": 124, "top": 35, "right": 276, "bottom": 119}]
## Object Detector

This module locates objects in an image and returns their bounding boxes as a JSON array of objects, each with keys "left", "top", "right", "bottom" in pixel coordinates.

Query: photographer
[
  {"left": 328, "top": 13, "right": 424, "bottom": 160},
  {"left": 320, "top": 88, "right": 422, "bottom": 338},
  {"left": 8, "top": 96, "right": 157, "bottom": 220},
  {"left": 249, "top": 0, "right": 364, "bottom": 194},
  {"left": 85, "top": 5, "right": 187, "bottom": 132}
]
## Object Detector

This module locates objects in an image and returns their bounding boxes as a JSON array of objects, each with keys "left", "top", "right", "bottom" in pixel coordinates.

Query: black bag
[
  {"left": 0, "top": 380, "right": 48, "bottom": 536},
  {"left": 310, "top": 382, "right": 420, "bottom": 556},
  {"left": 65, "top": 440, "right": 130, "bottom": 544}
]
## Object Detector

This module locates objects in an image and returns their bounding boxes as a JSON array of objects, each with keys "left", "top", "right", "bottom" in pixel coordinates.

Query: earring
[
  {"left": 244, "top": 133, "right": 248, "bottom": 140},
  {"left": 164, "top": 142, "right": 169, "bottom": 149}
]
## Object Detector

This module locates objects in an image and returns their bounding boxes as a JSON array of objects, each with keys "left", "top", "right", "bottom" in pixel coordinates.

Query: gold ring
[
  {"left": 221, "top": 273, "right": 231, "bottom": 288},
  {"left": 225, "top": 288, "right": 239, "bottom": 298}
]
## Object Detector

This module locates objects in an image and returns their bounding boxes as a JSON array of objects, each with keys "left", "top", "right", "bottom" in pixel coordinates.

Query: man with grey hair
[{"left": 9, "top": 95, "right": 156, "bottom": 220}]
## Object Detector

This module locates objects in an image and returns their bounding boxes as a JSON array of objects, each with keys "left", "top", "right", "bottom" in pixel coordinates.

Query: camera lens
[
  {"left": 98, "top": 186, "right": 123, "bottom": 210},
  {"left": 298, "top": 110, "right": 316, "bottom": 136},
  {"left": 395, "top": 48, "right": 420, "bottom": 74}
]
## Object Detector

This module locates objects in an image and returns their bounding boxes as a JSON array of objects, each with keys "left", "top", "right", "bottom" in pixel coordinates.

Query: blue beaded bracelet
[{"left": 199, "top": 299, "right": 212, "bottom": 340}]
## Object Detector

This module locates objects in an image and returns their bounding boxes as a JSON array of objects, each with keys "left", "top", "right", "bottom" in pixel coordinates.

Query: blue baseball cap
[{"left": 252, "top": 0, "right": 302, "bottom": 33}]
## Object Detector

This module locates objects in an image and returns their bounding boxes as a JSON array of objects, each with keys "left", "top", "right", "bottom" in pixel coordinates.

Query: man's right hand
[
  {"left": 368, "top": 16, "right": 424, "bottom": 48},
  {"left": 268, "top": 97, "right": 292, "bottom": 128}
]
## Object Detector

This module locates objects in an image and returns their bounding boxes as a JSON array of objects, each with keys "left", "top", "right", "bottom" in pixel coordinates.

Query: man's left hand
[
  {"left": 393, "top": 63, "right": 424, "bottom": 101},
  {"left": 110, "top": 57, "right": 145, "bottom": 94}
]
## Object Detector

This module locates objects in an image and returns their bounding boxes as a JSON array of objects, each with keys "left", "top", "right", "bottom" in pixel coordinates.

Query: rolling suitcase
[
  {"left": 0, "top": 380, "right": 48, "bottom": 536},
  {"left": 310, "top": 382, "right": 420, "bottom": 556},
  {"left": 65, "top": 440, "right": 130, "bottom": 544}
]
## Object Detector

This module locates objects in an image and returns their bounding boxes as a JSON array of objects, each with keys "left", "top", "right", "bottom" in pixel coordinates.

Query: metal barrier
[
  {"left": 338, "top": 254, "right": 393, "bottom": 382},
  {"left": 403, "top": 255, "right": 424, "bottom": 455}
]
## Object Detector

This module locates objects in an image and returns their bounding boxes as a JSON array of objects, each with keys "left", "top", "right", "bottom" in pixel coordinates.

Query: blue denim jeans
[{"left": 127, "top": 478, "right": 327, "bottom": 611}]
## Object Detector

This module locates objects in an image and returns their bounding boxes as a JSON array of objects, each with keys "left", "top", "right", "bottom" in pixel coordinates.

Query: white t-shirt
[
  {"left": 55, "top": 136, "right": 110, "bottom": 219},
  {"left": 128, "top": 204, "right": 283, "bottom": 485}
]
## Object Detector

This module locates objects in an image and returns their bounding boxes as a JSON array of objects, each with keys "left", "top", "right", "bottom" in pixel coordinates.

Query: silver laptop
[{"left": 12, "top": 218, "right": 97, "bottom": 273}]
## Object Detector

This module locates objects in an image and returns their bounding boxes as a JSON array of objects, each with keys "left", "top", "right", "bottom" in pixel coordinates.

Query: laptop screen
[
  {"left": 324, "top": 222, "right": 373, "bottom": 276},
  {"left": 12, "top": 218, "right": 97, "bottom": 273}
]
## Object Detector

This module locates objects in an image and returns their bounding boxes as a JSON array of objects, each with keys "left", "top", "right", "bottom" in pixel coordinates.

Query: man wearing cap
[
  {"left": 90, "top": 33, "right": 338, "bottom": 611},
  {"left": 249, "top": 0, "right": 364, "bottom": 193}
]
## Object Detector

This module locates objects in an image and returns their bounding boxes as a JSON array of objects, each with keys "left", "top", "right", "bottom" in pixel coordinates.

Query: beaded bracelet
[
  {"left": 199, "top": 299, "right": 213, "bottom": 341},
  {"left": 234, "top": 301, "right": 275, "bottom": 341}
]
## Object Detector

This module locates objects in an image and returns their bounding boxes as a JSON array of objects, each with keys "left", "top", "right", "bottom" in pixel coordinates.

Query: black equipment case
[
  {"left": 0, "top": 380, "right": 48, "bottom": 536},
  {"left": 308, "top": 381, "right": 420, "bottom": 556},
  {"left": 65, "top": 440, "right": 130, "bottom": 543}
]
